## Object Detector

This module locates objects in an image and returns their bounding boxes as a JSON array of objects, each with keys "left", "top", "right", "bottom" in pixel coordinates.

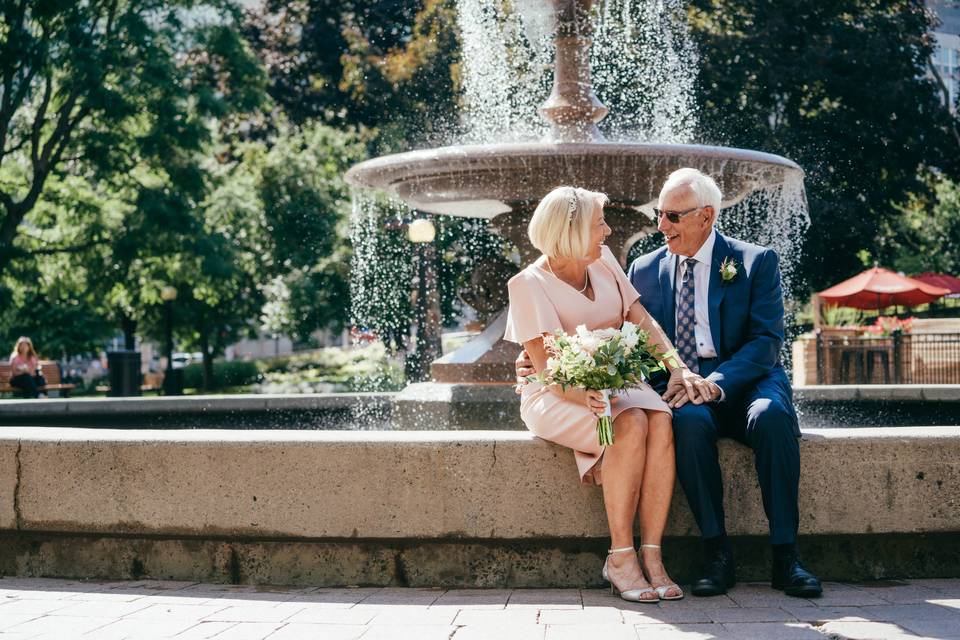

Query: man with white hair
[{"left": 628, "top": 167, "right": 821, "bottom": 597}]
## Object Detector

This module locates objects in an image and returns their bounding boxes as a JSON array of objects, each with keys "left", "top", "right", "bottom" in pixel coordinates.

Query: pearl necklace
[{"left": 546, "top": 258, "right": 589, "bottom": 293}]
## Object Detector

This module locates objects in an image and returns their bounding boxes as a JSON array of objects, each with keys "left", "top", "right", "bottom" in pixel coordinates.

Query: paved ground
[{"left": 0, "top": 577, "right": 958, "bottom": 639}]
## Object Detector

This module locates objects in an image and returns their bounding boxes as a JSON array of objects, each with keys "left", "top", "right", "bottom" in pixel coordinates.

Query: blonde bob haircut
[{"left": 528, "top": 186, "right": 608, "bottom": 260}]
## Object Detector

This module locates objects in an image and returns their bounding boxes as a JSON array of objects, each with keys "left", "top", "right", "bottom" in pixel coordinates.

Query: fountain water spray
[{"left": 346, "top": 0, "right": 809, "bottom": 384}]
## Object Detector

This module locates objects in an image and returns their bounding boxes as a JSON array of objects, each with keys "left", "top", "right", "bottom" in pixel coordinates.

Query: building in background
[{"left": 930, "top": 1, "right": 960, "bottom": 112}]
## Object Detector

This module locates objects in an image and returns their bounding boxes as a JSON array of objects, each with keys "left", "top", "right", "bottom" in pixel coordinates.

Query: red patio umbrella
[
  {"left": 913, "top": 272, "right": 960, "bottom": 297},
  {"left": 818, "top": 266, "right": 949, "bottom": 310}
]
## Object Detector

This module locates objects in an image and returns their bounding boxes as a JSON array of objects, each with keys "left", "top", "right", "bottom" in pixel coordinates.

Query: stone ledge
[
  {"left": 0, "top": 393, "right": 394, "bottom": 415},
  {"left": 1, "top": 427, "right": 958, "bottom": 541},
  {"left": 3, "top": 385, "right": 959, "bottom": 430},
  {"left": 794, "top": 385, "right": 960, "bottom": 402}
]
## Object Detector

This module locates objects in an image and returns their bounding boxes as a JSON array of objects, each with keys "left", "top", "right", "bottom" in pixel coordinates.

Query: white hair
[
  {"left": 659, "top": 168, "right": 722, "bottom": 220},
  {"left": 528, "top": 186, "right": 608, "bottom": 260}
]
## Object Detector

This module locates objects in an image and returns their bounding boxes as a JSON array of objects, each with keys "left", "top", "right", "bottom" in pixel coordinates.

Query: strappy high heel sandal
[
  {"left": 601, "top": 546, "right": 659, "bottom": 603},
  {"left": 640, "top": 543, "right": 684, "bottom": 601}
]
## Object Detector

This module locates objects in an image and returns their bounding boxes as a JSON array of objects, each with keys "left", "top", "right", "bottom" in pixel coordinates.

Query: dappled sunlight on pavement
[{"left": 0, "top": 578, "right": 958, "bottom": 639}]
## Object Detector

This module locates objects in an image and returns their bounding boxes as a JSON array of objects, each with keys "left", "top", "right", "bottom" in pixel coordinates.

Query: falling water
[
  {"left": 456, "top": 0, "right": 699, "bottom": 143},
  {"left": 455, "top": 0, "right": 554, "bottom": 142},
  {"left": 716, "top": 174, "right": 811, "bottom": 356},
  {"left": 591, "top": 0, "right": 698, "bottom": 142},
  {"left": 349, "top": 190, "right": 415, "bottom": 353},
  {"left": 348, "top": 188, "right": 514, "bottom": 368}
]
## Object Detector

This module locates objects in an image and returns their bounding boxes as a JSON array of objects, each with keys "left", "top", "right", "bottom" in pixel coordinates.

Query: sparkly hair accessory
[{"left": 567, "top": 188, "right": 578, "bottom": 221}]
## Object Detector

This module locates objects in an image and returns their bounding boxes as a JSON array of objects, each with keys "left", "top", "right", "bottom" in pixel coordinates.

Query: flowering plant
[
  {"left": 862, "top": 316, "right": 916, "bottom": 336},
  {"left": 529, "top": 322, "right": 679, "bottom": 445},
  {"left": 719, "top": 257, "right": 739, "bottom": 284}
]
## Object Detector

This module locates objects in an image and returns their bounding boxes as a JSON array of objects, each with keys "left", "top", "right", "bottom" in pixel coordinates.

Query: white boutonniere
[{"left": 719, "top": 257, "right": 739, "bottom": 285}]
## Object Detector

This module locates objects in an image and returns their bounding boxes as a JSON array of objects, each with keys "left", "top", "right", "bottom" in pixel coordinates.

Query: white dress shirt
[{"left": 670, "top": 230, "right": 719, "bottom": 359}]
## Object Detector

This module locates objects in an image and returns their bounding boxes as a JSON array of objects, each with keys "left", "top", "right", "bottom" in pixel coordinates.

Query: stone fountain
[{"left": 345, "top": 0, "right": 804, "bottom": 385}]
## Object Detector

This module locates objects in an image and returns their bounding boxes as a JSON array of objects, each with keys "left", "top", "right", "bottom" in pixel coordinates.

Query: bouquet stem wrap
[{"left": 598, "top": 389, "right": 614, "bottom": 446}]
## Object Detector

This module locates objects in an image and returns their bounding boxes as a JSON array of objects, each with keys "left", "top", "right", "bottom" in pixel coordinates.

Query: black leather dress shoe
[
  {"left": 691, "top": 550, "right": 736, "bottom": 597},
  {"left": 772, "top": 552, "right": 822, "bottom": 598}
]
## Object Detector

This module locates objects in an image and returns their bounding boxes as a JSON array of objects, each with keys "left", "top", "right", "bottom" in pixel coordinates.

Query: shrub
[
  {"left": 182, "top": 360, "right": 262, "bottom": 390},
  {"left": 255, "top": 342, "right": 405, "bottom": 393}
]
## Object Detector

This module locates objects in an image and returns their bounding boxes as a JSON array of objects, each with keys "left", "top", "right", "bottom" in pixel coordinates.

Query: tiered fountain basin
[
  {"left": 0, "top": 425, "right": 958, "bottom": 586},
  {"left": 345, "top": 142, "right": 803, "bottom": 219},
  {"left": 346, "top": 142, "right": 804, "bottom": 270}
]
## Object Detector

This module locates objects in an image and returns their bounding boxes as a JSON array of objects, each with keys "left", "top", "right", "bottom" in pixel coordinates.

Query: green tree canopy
[
  {"left": 0, "top": 0, "right": 266, "bottom": 277},
  {"left": 689, "top": 0, "right": 960, "bottom": 292},
  {"left": 887, "top": 173, "right": 960, "bottom": 276},
  {"left": 256, "top": 123, "right": 366, "bottom": 342},
  {"left": 243, "top": 0, "right": 461, "bottom": 149}
]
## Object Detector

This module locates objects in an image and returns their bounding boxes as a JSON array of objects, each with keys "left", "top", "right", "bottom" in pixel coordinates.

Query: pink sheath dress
[{"left": 504, "top": 246, "right": 672, "bottom": 485}]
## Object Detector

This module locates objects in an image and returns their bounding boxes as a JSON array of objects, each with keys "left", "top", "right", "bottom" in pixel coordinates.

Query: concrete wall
[
  {"left": 2, "top": 427, "right": 958, "bottom": 538},
  {"left": 1, "top": 427, "right": 958, "bottom": 585}
]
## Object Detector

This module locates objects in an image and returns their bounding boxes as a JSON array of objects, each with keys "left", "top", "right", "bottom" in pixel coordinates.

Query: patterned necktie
[{"left": 675, "top": 257, "right": 699, "bottom": 373}]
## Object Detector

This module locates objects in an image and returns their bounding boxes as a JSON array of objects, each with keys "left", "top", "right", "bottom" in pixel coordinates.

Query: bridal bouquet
[{"left": 530, "top": 322, "right": 678, "bottom": 446}]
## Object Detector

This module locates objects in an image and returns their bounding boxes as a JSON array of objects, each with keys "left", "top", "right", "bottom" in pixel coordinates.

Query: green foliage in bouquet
[{"left": 540, "top": 323, "right": 671, "bottom": 392}]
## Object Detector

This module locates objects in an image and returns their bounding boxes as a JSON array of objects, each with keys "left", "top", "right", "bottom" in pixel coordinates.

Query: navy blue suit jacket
[{"left": 627, "top": 233, "right": 794, "bottom": 422}]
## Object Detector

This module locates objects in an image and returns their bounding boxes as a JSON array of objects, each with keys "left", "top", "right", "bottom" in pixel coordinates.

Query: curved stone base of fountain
[{"left": 345, "top": 142, "right": 803, "bottom": 220}]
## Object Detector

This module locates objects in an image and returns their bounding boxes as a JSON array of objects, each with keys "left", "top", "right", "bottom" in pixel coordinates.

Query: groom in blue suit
[{"left": 630, "top": 168, "right": 821, "bottom": 597}]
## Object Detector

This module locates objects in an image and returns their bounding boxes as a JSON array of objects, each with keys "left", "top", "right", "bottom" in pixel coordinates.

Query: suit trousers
[{"left": 667, "top": 364, "right": 801, "bottom": 545}]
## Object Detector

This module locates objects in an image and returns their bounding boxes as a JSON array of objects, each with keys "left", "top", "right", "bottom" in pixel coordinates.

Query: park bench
[
  {"left": 0, "top": 360, "right": 76, "bottom": 398},
  {"left": 95, "top": 372, "right": 164, "bottom": 394}
]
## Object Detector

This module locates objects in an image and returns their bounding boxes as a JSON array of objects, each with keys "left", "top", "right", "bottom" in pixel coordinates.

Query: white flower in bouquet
[{"left": 620, "top": 321, "right": 641, "bottom": 353}]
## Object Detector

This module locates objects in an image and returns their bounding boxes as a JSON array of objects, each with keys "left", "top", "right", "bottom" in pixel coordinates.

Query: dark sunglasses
[{"left": 654, "top": 206, "right": 702, "bottom": 224}]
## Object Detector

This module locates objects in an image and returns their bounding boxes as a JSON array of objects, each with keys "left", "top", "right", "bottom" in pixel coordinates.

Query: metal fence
[{"left": 816, "top": 332, "right": 960, "bottom": 384}]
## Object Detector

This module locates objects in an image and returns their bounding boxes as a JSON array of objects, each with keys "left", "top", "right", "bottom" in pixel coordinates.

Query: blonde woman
[
  {"left": 8, "top": 337, "right": 46, "bottom": 398},
  {"left": 504, "top": 186, "right": 707, "bottom": 602}
]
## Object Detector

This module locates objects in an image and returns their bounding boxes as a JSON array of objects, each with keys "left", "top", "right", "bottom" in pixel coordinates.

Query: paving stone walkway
[{"left": 0, "top": 577, "right": 958, "bottom": 639}]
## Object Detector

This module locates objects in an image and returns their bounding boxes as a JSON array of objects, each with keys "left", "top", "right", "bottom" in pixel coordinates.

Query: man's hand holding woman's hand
[{"left": 662, "top": 367, "right": 721, "bottom": 409}]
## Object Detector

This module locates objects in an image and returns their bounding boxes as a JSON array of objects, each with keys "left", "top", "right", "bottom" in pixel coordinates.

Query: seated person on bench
[{"left": 8, "top": 336, "right": 47, "bottom": 399}]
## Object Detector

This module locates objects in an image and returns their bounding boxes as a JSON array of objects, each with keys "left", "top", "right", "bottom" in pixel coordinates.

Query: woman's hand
[
  {"left": 557, "top": 386, "right": 608, "bottom": 414},
  {"left": 514, "top": 349, "right": 536, "bottom": 394}
]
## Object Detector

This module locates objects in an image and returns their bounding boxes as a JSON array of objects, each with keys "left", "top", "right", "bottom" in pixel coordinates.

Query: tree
[
  {"left": 252, "top": 122, "right": 366, "bottom": 343},
  {"left": 887, "top": 173, "right": 960, "bottom": 275},
  {"left": 243, "top": 0, "right": 461, "bottom": 149},
  {"left": 0, "top": 170, "right": 121, "bottom": 357},
  {"left": 688, "top": 0, "right": 960, "bottom": 292},
  {"left": 0, "top": 271, "right": 113, "bottom": 360},
  {"left": 0, "top": 0, "right": 265, "bottom": 277}
]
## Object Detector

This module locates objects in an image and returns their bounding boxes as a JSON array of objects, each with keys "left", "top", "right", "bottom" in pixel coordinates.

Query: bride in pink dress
[{"left": 505, "top": 186, "right": 707, "bottom": 603}]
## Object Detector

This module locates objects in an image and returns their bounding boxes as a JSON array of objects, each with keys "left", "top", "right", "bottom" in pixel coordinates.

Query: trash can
[
  {"left": 107, "top": 350, "right": 142, "bottom": 397},
  {"left": 163, "top": 367, "right": 184, "bottom": 396}
]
